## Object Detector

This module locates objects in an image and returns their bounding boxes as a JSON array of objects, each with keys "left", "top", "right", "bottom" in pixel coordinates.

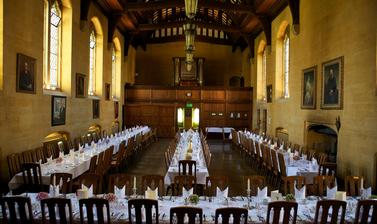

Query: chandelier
[{"left": 185, "top": 0, "right": 198, "bottom": 19}]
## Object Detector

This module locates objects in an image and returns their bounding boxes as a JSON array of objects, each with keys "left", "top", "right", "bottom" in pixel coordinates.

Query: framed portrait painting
[
  {"left": 114, "top": 101, "right": 119, "bottom": 119},
  {"left": 51, "top": 96, "right": 66, "bottom": 126},
  {"left": 93, "top": 99, "right": 100, "bottom": 119},
  {"left": 301, "top": 66, "right": 317, "bottom": 109},
  {"left": 76, "top": 73, "right": 86, "bottom": 98},
  {"left": 321, "top": 57, "right": 344, "bottom": 109},
  {"left": 16, "top": 53, "right": 36, "bottom": 94},
  {"left": 266, "top": 85, "right": 272, "bottom": 103}
]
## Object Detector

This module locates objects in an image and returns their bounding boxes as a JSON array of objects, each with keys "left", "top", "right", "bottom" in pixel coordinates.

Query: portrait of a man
[
  {"left": 76, "top": 73, "right": 86, "bottom": 98},
  {"left": 301, "top": 66, "right": 317, "bottom": 109},
  {"left": 51, "top": 96, "right": 66, "bottom": 126},
  {"left": 93, "top": 100, "right": 100, "bottom": 119},
  {"left": 16, "top": 53, "right": 36, "bottom": 94},
  {"left": 321, "top": 57, "right": 343, "bottom": 109}
]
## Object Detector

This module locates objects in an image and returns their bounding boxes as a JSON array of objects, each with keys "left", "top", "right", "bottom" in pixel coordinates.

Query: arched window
[
  {"left": 89, "top": 30, "right": 96, "bottom": 95},
  {"left": 44, "top": 0, "right": 62, "bottom": 90},
  {"left": 257, "top": 40, "right": 267, "bottom": 102},
  {"left": 282, "top": 32, "right": 290, "bottom": 98},
  {"left": 111, "top": 47, "right": 116, "bottom": 98}
]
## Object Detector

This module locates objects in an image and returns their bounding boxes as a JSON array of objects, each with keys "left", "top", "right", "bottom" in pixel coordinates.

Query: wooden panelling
[
  {"left": 124, "top": 86, "right": 253, "bottom": 136},
  {"left": 176, "top": 89, "right": 201, "bottom": 101},
  {"left": 201, "top": 90, "right": 226, "bottom": 102}
]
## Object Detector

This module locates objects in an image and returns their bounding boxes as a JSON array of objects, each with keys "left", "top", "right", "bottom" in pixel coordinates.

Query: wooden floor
[{"left": 126, "top": 138, "right": 259, "bottom": 196}]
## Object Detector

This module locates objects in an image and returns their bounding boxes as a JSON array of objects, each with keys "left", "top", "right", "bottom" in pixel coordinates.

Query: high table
[
  {"left": 164, "top": 130, "right": 209, "bottom": 186},
  {"left": 8, "top": 126, "right": 150, "bottom": 191},
  {"left": 0, "top": 193, "right": 360, "bottom": 223}
]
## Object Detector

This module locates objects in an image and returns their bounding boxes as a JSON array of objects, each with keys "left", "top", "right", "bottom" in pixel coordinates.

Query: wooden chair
[
  {"left": 22, "top": 150, "right": 35, "bottom": 163},
  {"left": 215, "top": 207, "right": 248, "bottom": 224},
  {"left": 345, "top": 176, "right": 363, "bottom": 196},
  {"left": 128, "top": 199, "right": 159, "bottom": 224},
  {"left": 41, "top": 198, "right": 73, "bottom": 224},
  {"left": 312, "top": 175, "right": 336, "bottom": 196},
  {"left": 0, "top": 196, "right": 34, "bottom": 223},
  {"left": 34, "top": 146, "right": 46, "bottom": 163},
  {"left": 79, "top": 198, "right": 110, "bottom": 224},
  {"left": 318, "top": 162, "right": 337, "bottom": 176},
  {"left": 354, "top": 200, "right": 377, "bottom": 224},
  {"left": 277, "top": 153, "right": 287, "bottom": 188},
  {"left": 100, "top": 146, "right": 114, "bottom": 175},
  {"left": 7, "top": 153, "right": 22, "bottom": 178},
  {"left": 314, "top": 200, "right": 346, "bottom": 224},
  {"left": 317, "top": 152, "right": 328, "bottom": 165},
  {"left": 50, "top": 173, "right": 73, "bottom": 194},
  {"left": 243, "top": 175, "right": 266, "bottom": 196},
  {"left": 172, "top": 175, "right": 196, "bottom": 196},
  {"left": 266, "top": 201, "right": 298, "bottom": 224},
  {"left": 170, "top": 206, "right": 203, "bottom": 224},
  {"left": 141, "top": 175, "right": 165, "bottom": 197},
  {"left": 205, "top": 176, "right": 229, "bottom": 197},
  {"left": 21, "top": 162, "right": 45, "bottom": 192},
  {"left": 108, "top": 174, "right": 132, "bottom": 195},
  {"left": 283, "top": 176, "right": 306, "bottom": 195},
  {"left": 110, "top": 141, "right": 126, "bottom": 172},
  {"left": 270, "top": 149, "right": 280, "bottom": 186},
  {"left": 79, "top": 173, "right": 102, "bottom": 194},
  {"left": 88, "top": 155, "right": 98, "bottom": 173},
  {"left": 178, "top": 160, "right": 197, "bottom": 179}
]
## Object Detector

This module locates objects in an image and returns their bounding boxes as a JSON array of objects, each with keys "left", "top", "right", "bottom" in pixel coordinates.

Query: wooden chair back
[
  {"left": 170, "top": 206, "right": 203, "bottom": 224},
  {"left": 88, "top": 155, "right": 98, "bottom": 173},
  {"left": 345, "top": 176, "right": 363, "bottom": 196},
  {"left": 283, "top": 176, "right": 306, "bottom": 195},
  {"left": 277, "top": 153, "right": 287, "bottom": 177},
  {"left": 215, "top": 207, "right": 248, "bottom": 224},
  {"left": 41, "top": 198, "right": 73, "bottom": 224},
  {"left": 79, "top": 198, "right": 110, "bottom": 224},
  {"left": 22, "top": 150, "right": 35, "bottom": 163},
  {"left": 354, "top": 200, "right": 377, "bottom": 224},
  {"left": 243, "top": 175, "right": 266, "bottom": 196},
  {"left": 314, "top": 200, "right": 346, "bottom": 224},
  {"left": 318, "top": 162, "right": 337, "bottom": 176},
  {"left": 173, "top": 175, "right": 196, "bottom": 196},
  {"left": 21, "top": 162, "right": 42, "bottom": 186},
  {"left": 141, "top": 175, "right": 165, "bottom": 197},
  {"left": 0, "top": 196, "right": 33, "bottom": 223},
  {"left": 128, "top": 199, "right": 159, "bottom": 224},
  {"left": 266, "top": 201, "right": 298, "bottom": 224},
  {"left": 7, "top": 153, "right": 22, "bottom": 177},
  {"left": 34, "top": 147, "right": 46, "bottom": 163},
  {"left": 79, "top": 173, "right": 102, "bottom": 194},
  {"left": 108, "top": 174, "right": 132, "bottom": 195},
  {"left": 50, "top": 173, "right": 73, "bottom": 194},
  {"left": 178, "top": 160, "right": 197, "bottom": 178},
  {"left": 205, "top": 176, "right": 229, "bottom": 197},
  {"left": 313, "top": 175, "right": 336, "bottom": 196}
]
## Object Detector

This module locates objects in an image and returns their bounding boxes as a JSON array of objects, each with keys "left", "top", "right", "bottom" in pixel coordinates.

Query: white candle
[
  {"left": 247, "top": 178, "right": 250, "bottom": 191},
  {"left": 133, "top": 176, "right": 136, "bottom": 189},
  {"left": 361, "top": 177, "right": 364, "bottom": 189},
  {"left": 53, "top": 175, "right": 56, "bottom": 186}
]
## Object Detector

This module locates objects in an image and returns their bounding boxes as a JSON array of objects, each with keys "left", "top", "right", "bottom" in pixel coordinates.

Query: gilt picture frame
[
  {"left": 51, "top": 96, "right": 66, "bottom": 126},
  {"left": 16, "top": 53, "right": 36, "bottom": 94},
  {"left": 301, "top": 66, "right": 317, "bottom": 109},
  {"left": 321, "top": 56, "right": 344, "bottom": 109},
  {"left": 75, "top": 73, "right": 86, "bottom": 98}
]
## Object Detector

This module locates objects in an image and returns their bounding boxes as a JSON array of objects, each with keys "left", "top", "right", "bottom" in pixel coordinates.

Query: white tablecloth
[
  {"left": 164, "top": 131, "right": 209, "bottom": 186},
  {"left": 0, "top": 193, "right": 360, "bottom": 223},
  {"left": 8, "top": 126, "right": 150, "bottom": 190}
]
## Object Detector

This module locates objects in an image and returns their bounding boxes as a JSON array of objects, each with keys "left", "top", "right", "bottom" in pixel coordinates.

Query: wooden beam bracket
[
  {"left": 107, "top": 14, "right": 122, "bottom": 48},
  {"left": 80, "top": 0, "right": 92, "bottom": 31},
  {"left": 259, "top": 16, "right": 272, "bottom": 48},
  {"left": 288, "top": 0, "right": 300, "bottom": 35}
]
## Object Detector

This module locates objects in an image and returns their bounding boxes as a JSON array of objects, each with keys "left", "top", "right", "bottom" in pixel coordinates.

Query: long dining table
[
  {"left": 8, "top": 126, "right": 150, "bottom": 191},
  {"left": 0, "top": 192, "right": 361, "bottom": 223},
  {"left": 164, "top": 130, "right": 209, "bottom": 186}
]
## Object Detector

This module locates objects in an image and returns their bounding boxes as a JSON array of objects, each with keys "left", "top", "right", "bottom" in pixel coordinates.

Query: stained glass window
[
  {"left": 46, "top": 0, "right": 61, "bottom": 90},
  {"left": 111, "top": 47, "right": 116, "bottom": 98},
  {"left": 89, "top": 30, "right": 96, "bottom": 95},
  {"left": 283, "top": 33, "right": 290, "bottom": 98}
]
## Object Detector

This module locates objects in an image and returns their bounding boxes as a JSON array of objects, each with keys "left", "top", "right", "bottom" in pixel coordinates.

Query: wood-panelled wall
[{"left": 124, "top": 86, "right": 253, "bottom": 137}]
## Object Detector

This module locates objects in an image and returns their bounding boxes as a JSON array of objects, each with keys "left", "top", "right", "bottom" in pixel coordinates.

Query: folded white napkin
[
  {"left": 294, "top": 151, "right": 299, "bottom": 157},
  {"left": 295, "top": 186, "right": 306, "bottom": 200},
  {"left": 182, "top": 187, "right": 193, "bottom": 198},
  {"left": 114, "top": 185, "right": 125, "bottom": 199},
  {"left": 82, "top": 184, "right": 93, "bottom": 198},
  {"left": 312, "top": 158, "right": 318, "bottom": 165},
  {"left": 271, "top": 190, "right": 283, "bottom": 201},
  {"left": 145, "top": 187, "right": 158, "bottom": 200},
  {"left": 361, "top": 187, "right": 372, "bottom": 199},
  {"left": 326, "top": 186, "right": 337, "bottom": 199},
  {"left": 287, "top": 148, "right": 291, "bottom": 153},
  {"left": 257, "top": 187, "right": 268, "bottom": 199},
  {"left": 216, "top": 187, "right": 228, "bottom": 199},
  {"left": 49, "top": 185, "right": 60, "bottom": 197}
]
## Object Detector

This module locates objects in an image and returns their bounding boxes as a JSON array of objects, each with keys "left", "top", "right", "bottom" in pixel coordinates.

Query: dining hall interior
[{"left": 0, "top": 0, "right": 377, "bottom": 223}]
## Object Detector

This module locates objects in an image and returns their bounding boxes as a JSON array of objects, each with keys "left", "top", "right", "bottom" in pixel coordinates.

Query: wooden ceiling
[{"left": 82, "top": 0, "right": 300, "bottom": 55}]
